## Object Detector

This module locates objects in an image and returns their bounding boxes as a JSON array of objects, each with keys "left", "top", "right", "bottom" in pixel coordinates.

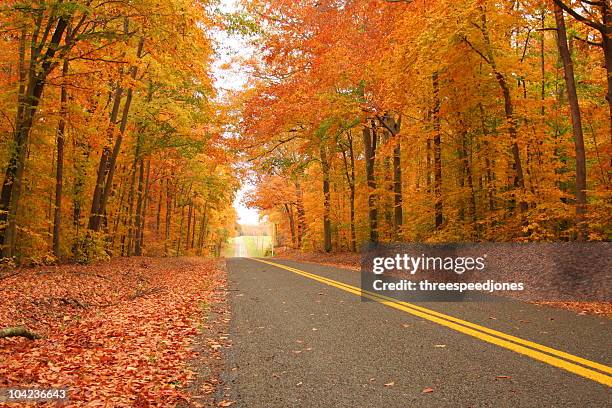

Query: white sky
[{"left": 213, "top": 0, "right": 260, "bottom": 225}]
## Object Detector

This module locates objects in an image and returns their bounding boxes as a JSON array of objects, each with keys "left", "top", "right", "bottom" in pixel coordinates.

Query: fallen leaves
[
  {"left": 0, "top": 257, "right": 225, "bottom": 407},
  {"left": 422, "top": 387, "right": 434, "bottom": 393},
  {"left": 384, "top": 381, "right": 395, "bottom": 387}
]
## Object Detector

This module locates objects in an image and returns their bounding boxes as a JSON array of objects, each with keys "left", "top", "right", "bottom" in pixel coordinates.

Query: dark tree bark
[
  {"left": 88, "top": 83, "right": 124, "bottom": 231},
  {"left": 294, "top": 180, "right": 306, "bottom": 248},
  {"left": 197, "top": 201, "right": 209, "bottom": 255},
  {"left": 165, "top": 180, "right": 173, "bottom": 248},
  {"left": 89, "top": 37, "right": 144, "bottom": 232},
  {"left": 553, "top": 0, "right": 611, "bottom": 149},
  {"left": 185, "top": 198, "right": 193, "bottom": 251},
  {"left": 283, "top": 203, "right": 296, "bottom": 247},
  {"left": 320, "top": 143, "right": 332, "bottom": 252},
  {"left": 379, "top": 114, "right": 403, "bottom": 239},
  {"left": 156, "top": 180, "right": 163, "bottom": 234},
  {"left": 464, "top": 9, "right": 527, "bottom": 212},
  {"left": 139, "top": 160, "right": 151, "bottom": 251},
  {"left": 432, "top": 73, "right": 443, "bottom": 229},
  {"left": 341, "top": 130, "right": 356, "bottom": 252},
  {"left": 1, "top": 17, "right": 71, "bottom": 257},
  {"left": 363, "top": 121, "right": 379, "bottom": 243},
  {"left": 554, "top": 3, "right": 588, "bottom": 240},
  {"left": 134, "top": 158, "right": 145, "bottom": 255},
  {"left": 53, "top": 58, "right": 69, "bottom": 258}
]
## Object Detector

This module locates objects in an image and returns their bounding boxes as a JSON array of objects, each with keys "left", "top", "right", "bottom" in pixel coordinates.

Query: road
[{"left": 222, "top": 258, "right": 611, "bottom": 407}]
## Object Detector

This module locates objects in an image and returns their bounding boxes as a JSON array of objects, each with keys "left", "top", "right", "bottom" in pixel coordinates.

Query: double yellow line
[{"left": 250, "top": 258, "right": 612, "bottom": 387}]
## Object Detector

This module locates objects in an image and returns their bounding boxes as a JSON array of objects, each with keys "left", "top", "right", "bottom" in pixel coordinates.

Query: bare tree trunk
[
  {"left": 89, "top": 36, "right": 144, "bottom": 232},
  {"left": 341, "top": 131, "right": 356, "bottom": 252},
  {"left": 284, "top": 203, "right": 296, "bottom": 246},
  {"left": 554, "top": 4, "right": 588, "bottom": 240},
  {"left": 1, "top": 17, "right": 70, "bottom": 257},
  {"left": 134, "top": 158, "right": 145, "bottom": 255},
  {"left": 468, "top": 9, "right": 527, "bottom": 212},
  {"left": 97, "top": 38, "right": 145, "bottom": 231},
  {"left": 320, "top": 143, "right": 332, "bottom": 252},
  {"left": 53, "top": 59, "right": 69, "bottom": 258},
  {"left": 432, "top": 73, "right": 443, "bottom": 229},
  {"left": 165, "top": 180, "right": 173, "bottom": 250},
  {"left": 380, "top": 114, "right": 403, "bottom": 239},
  {"left": 197, "top": 201, "right": 209, "bottom": 255},
  {"left": 363, "top": 121, "right": 379, "bottom": 243},
  {"left": 156, "top": 180, "right": 163, "bottom": 234},
  {"left": 137, "top": 160, "right": 151, "bottom": 254},
  {"left": 603, "top": 5, "right": 612, "bottom": 156},
  {"left": 294, "top": 180, "right": 306, "bottom": 248},
  {"left": 186, "top": 198, "right": 193, "bottom": 251},
  {"left": 89, "top": 83, "right": 124, "bottom": 231},
  {"left": 124, "top": 158, "right": 138, "bottom": 256},
  {"left": 190, "top": 206, "right": 197, "bottom": 250}
]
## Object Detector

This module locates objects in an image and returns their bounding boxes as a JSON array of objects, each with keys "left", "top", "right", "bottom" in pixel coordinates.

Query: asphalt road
[{"left": 222, "top": 258, "right": 611, "bottom": 407}]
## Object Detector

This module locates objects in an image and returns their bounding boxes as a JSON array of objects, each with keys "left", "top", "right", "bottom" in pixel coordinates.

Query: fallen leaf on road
[
  {"left": 292, "top": 350, "right": 302, "bottom": 354},
  {"left": 384, "top": 382, "right": 395, "bottom": 387},
  {"left": 422, "top": 387, "right": 434, "bottom": 393},
  {"left": 496, "top": 375, "right": 511, "bottom": 379},
  {"left": 434, "top": 344, "right": 446, "bottom": 348},
  {"left": 402, "top": 324, "right": 410, "bottom": 328},
  {"left": 218, "top": 401, "right": 235, "bottom": 407}
]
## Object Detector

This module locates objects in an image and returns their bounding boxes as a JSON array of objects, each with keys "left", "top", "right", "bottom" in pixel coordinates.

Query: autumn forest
[
  {"left": 0, "top": 0, "right": 610, "bottom": 261},
  {"left": 0, "top": 1, "right": 610, "bottom": 406}
]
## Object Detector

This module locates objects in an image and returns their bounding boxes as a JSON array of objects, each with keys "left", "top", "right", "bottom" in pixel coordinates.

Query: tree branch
[
  {"left": 552, "top": 0, "right": 606, "bottom": 32},
  {"left": 0, "top": 326, "right": 41, "bottom": 340}
]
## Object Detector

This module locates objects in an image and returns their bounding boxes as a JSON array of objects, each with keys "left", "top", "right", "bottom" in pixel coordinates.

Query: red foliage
[{"left": 0, "top": 257, "right": 226, "bottom": 406}]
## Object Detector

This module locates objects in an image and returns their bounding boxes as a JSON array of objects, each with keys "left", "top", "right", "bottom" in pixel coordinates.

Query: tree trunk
[
  {"left": 88, "top": 84, "right": 124, "bottom": 231},
  {"left": 601, "top": 3, "right": 612, "bottom": 151},
  {"left": 380, "top": 114, "right": 403, "bottom": 239},
  {"left": 341, "top": 131, "right": 356, "bottom": 252},
  {"left": 165, "top": 180, "right": 173, "bottom": 250},
  {"left": 134, "top": 158, "right": 145, "bottom": 255},
  {"left": 432, "top": 73, "right": 443, "bottom": 229},
  {"left": 1, "top": 17, "right": 70, "bottom": 257},
  {"left": 197, "top": 201, "right": 209, "bottom": 255},
  {"left": 554, "top": 4, "right": 588, "bottom": 240},
  {"left": 186, "top": 198, "right": 193, "bottom": 251},
  {"left": 320, "top": 143, "right": 332, "bottom": 252},
  {"left": 89, "top": 37, "right": 144, "bottom": 232},
  {"left": 156, "top": 180, "right": 163, "bottom": 234},
  {"left": 284, "top": 203, "right": 296, "bottom": 247},
  {"left": 294, "top": 180, "right": 306, "bottom": 248},
  {"left": 363, "top": 121, "right": 378, "bottom": 243},
  {"left": 137, "top": 160, "right": 151, "bottom": 253},
  {"left": 474, "top": 8, "right": 527, "bottom": 212},
  {"left": 124, "top": 158, "right": 138, "bottom": 256},
  {"left": 53, "top": 59, "right": 69, "bottom": 258}
]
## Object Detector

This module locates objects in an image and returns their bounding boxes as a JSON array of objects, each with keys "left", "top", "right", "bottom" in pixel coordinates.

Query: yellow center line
[{"left": 249, "top": 258, "right": 612, "bottom": 387}]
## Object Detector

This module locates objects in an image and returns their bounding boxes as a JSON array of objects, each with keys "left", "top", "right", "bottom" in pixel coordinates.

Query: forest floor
[
  {"left": 0, "top": 257, "right": 229, "bottom": 407},
  {"left": 274, "top": 249, "right": 612, "bottom": 317}
]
